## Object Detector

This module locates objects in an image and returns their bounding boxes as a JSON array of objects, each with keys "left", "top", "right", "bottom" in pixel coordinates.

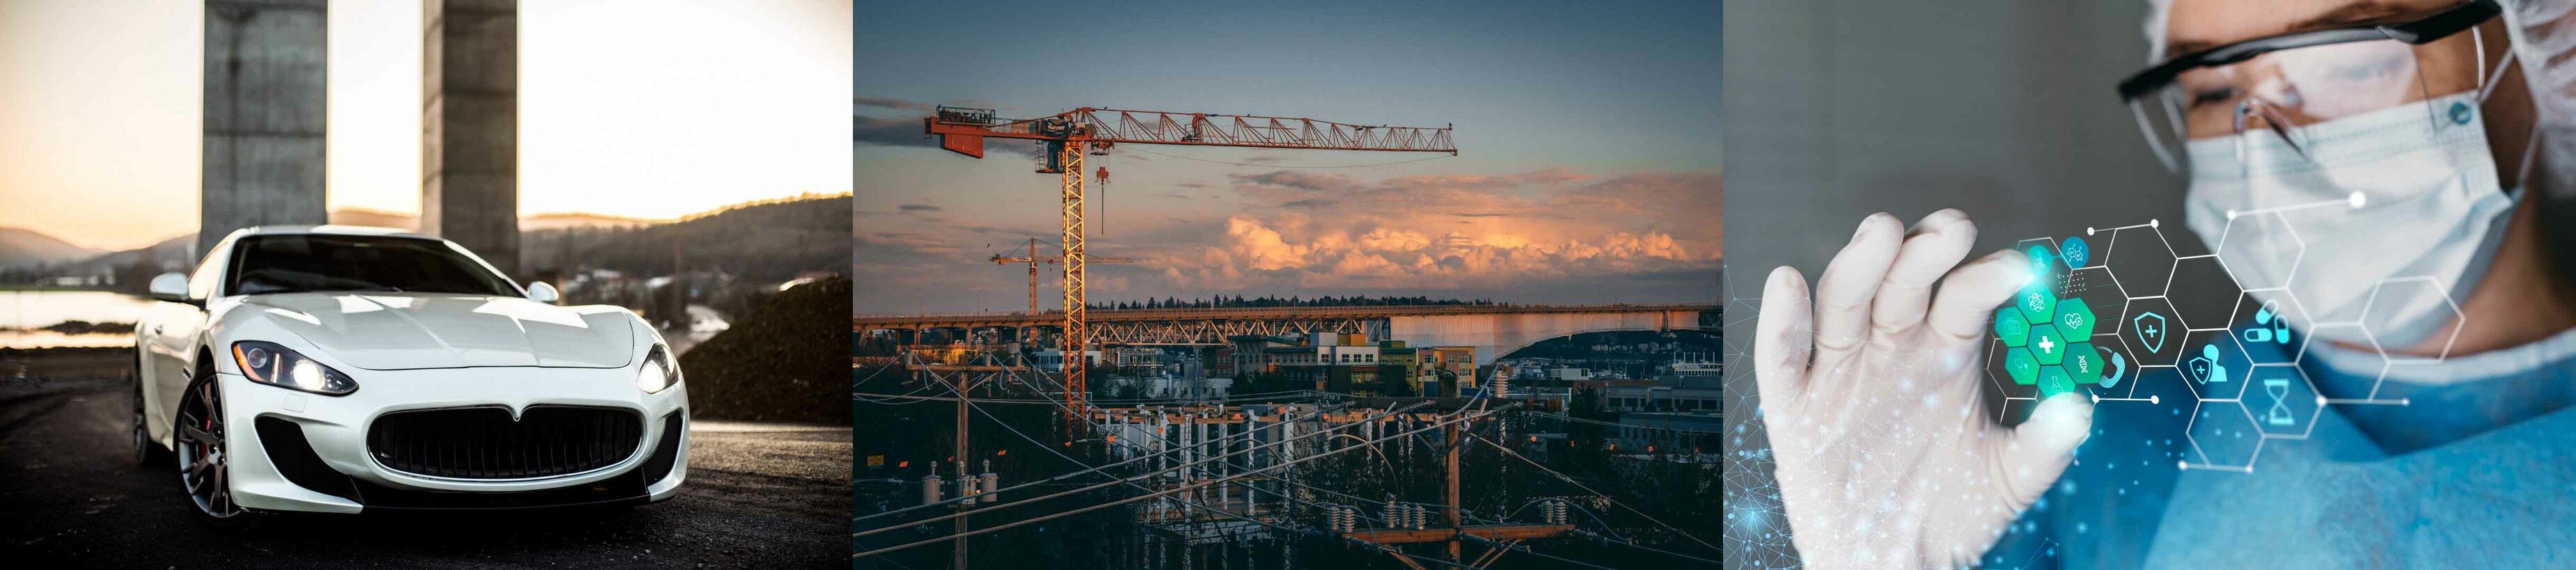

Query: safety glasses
[{"left": 2116, "top": 0, "right": 2505, "bottom": 171}]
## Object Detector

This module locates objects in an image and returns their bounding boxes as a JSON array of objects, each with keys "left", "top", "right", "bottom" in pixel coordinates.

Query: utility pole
[
  {"left": 1445, "top": 422, "right": 1463, "bottom": 563},
  {"left": 953, "top": 365, "right": 970, "bottom": 570},
  {"left": 909, "top": 348, "right": 1014, "bottom": 570}
]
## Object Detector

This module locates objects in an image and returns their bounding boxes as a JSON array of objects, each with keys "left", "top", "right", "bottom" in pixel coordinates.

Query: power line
[
  {"left": 851, "top": 400, "right": 1367, "bottom": 524},
  {"left": 888, "top": 359, "right": 1642, "bottom": 569},
  {"left": 1467, "top": 432, "right": 1722, "bottom": 555},
  {"left": 854, "top": 405, "right": 1516, "bottom": 559},
  {"left": 853, "top": 399, "right": 1434, "bottom": 537}
]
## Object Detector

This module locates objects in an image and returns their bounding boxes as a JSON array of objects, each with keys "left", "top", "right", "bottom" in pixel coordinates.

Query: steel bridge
[{"left": 855, "top": 303, "right": 1717, "bottom": 365}]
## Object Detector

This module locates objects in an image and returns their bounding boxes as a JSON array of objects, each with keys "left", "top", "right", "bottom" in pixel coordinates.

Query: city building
[
  {"left": 1225, "top": 333, "right": 1475, "bottom": 397},
  {"left": 1600, "top": 386, "right": 1722, "bottom": 414}
]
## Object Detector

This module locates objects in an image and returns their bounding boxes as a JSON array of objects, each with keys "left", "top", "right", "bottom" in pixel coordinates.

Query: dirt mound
[{"left": 680, "top": 276, "right": 851, "bottom": 425}]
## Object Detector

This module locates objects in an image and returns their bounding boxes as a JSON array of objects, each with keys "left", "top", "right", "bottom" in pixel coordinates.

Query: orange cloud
[{"left": 1145, "top": 168, "right": 1720, "bottom": 291}]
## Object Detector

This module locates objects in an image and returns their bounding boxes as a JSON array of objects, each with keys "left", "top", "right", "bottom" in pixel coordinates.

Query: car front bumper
[{"left": 216, "top": 366, "right": 689, "bottom": 514}]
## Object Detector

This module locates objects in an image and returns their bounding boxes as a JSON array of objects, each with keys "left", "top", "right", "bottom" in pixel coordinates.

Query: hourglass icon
[{"left": 2263, "top": 378, "right": 2294, "bottom": 426}]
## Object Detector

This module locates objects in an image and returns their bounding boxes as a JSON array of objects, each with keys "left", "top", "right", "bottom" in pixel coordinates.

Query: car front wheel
[{"left": 175, "top": 370, "right": 260, "bottom": 532}]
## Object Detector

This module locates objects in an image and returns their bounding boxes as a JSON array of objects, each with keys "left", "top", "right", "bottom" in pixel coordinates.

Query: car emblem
[{"left": 2133, "top": 311, "right": 2168, "bottom": 354}]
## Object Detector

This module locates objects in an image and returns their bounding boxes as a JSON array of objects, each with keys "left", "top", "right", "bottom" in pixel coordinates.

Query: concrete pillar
[
  {"left": 421, "top": 0, "right": 519, "bottom": 274},
  {"left": 202, "top": 0, "right": 328, "bottom": 260}
]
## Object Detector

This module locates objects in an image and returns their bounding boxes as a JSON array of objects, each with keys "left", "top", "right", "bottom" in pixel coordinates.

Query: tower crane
[
  {"left": 990, "top": 237, "right": 1132, "bottom": 316},
  {"left": 926, "top": 106, "right": 1456, "bottom": 427}
]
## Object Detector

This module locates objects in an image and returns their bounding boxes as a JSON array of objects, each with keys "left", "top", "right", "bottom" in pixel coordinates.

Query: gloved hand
[{"left": 1754, "top": 210, "right": 2095, "bottom": 568}]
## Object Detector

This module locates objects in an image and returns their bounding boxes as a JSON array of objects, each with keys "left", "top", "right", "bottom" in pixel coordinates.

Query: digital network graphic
[
  {"left": 1993, "top": 242, "right": 2112, "bottom": 399},
  {"left": 1722, "top": 196, "right": 2472, "bottom": 567}
]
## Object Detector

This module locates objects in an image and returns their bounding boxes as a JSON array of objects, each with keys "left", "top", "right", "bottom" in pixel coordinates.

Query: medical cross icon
[{"left": 2133, "top": 311, "right": 2169, "bottom": 353}]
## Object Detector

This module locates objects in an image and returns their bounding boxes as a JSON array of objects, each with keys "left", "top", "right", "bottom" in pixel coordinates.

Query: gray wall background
[{"left": 1718, "top": 1, "right": 2180, "bottom": 566}]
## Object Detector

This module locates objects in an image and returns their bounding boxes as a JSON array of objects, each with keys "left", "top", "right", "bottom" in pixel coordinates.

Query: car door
[{"left": 149, "top": 242, "right": 226, "bottom": 414}]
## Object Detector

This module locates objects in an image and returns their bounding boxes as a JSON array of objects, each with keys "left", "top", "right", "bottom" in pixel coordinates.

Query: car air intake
[{"left": 367, "top": 405, "right": 643, "bottom": 480}]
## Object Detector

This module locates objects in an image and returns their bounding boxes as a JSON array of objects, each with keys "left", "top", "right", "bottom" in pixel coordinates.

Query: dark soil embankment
[{"left": 680, "top": 276, "right": 851, "bottom": 425}]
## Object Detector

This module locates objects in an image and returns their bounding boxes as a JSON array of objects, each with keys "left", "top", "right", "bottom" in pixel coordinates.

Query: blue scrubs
[{"left": 1982, "top": 326, "right": 2576, "bottom": 568}]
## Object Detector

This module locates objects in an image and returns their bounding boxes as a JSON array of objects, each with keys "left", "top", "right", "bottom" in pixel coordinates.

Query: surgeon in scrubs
[{"left": 1750, "top": 0, "right": 2576, "bottom": 567}]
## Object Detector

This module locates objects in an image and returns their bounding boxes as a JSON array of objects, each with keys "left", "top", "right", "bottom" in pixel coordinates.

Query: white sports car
[{"left": 132, "top": 225, "right": 689, "bottom": 529}]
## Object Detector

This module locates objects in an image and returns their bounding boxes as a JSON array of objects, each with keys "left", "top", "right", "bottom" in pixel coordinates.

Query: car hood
[{"left": 243, "top": 293, "right": 639, "bottom": 370}]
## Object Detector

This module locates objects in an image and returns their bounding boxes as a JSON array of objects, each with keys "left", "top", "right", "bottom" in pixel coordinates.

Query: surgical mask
[{"left": 2183, "top": 90, "right": 2518, "bottom": 349}]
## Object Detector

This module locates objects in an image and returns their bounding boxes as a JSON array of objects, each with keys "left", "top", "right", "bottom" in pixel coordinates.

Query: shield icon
[{"left": 2133, "top": 311, "right": 2169, "bottom": 353}]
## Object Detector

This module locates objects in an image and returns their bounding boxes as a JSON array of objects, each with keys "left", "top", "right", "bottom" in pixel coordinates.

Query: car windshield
[{"left": 226, "top": 235, "right": 519, "bottom": 296}]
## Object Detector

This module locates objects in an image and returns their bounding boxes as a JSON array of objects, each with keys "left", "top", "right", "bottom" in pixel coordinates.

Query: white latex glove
[{"left": 1753, "top": 210, "right": 2095, "bottom": 568}]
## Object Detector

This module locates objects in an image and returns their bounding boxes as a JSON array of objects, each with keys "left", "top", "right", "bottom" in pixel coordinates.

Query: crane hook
[{"left": 1094, "top": 166, "right": 1110, "bottom": 237}]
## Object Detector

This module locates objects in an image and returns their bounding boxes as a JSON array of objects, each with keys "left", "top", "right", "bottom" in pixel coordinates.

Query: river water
[{"left": 0, "top": 290, "right": 159, "bottom": 349}]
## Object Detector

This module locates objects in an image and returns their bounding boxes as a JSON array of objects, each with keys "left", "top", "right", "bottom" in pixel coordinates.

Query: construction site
[{"left": 851, "top": 104, "right": 1723, "bottom": 569}]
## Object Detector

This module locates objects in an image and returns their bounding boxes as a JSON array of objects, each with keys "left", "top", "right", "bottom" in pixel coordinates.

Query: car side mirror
[
  {"left": 525, "top": 280, "right": 560, "bottom": 304},
  {"left": 148, "top": 273, "right": 189, "bottom": 303}
]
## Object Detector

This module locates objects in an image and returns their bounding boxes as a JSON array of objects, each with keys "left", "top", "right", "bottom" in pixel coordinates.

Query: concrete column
[
  {"left": 421, "top": 0, "right": 519, "bottom": 274},
  {"left": 202, "top": 0, "right": 328, "bottom": 260}
]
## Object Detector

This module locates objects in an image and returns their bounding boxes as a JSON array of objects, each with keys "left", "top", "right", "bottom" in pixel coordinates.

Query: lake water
[{"left": 0, "top": 290, "right": 162, "bottom": 349}]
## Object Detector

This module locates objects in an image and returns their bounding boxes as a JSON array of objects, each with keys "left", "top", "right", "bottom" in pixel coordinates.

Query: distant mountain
[
  {"left": 521, "top": 212, "right": 660, "bottom": 231},
  {"left": 322, "top": 209, "right": 660, "bottom": 232},
  {"left": 327, "top": 208, "right": 418, "bottom": 230},
  {"left": 13, "top": 196, "right": 847, "bottom": 284},
  {"left": 0, "top": 227, "right": 105, "bottom": 269},
  {"left": 77, "top": 233, "right": 194, "bottom": 271},
  {"left": 522, "top": 194, "right": 851, "bottom": 283}
]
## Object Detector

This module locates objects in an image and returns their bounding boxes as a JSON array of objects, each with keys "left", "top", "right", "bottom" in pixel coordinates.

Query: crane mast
[{"left": 927, "top": 105, "right": 1455, "bottom": 431}]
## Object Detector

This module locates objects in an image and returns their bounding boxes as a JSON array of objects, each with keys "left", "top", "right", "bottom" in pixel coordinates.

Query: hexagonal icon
[
  {"left": 2004, "top": 347, "right": 2040, "bottom": 386},
  {"left": 2055, "top": 298, "right": 2098, "bottom": 340},
  {"left": 2061, "top": 236, "right": 2091, "bottom": 268},
  {"left": 2179, "top": 328, "right": 2251, "bottom": 401},
  {"left": 2246, "top": 365, "right": 2320, "bottom": 436},
  {"left": 2185, "top": 399, "right": 2263, "bottom": 468},
  {"left": 2359, "top": 276, "right": 2467, "bottom": 362},
  {"left": 2023, "top": 243, "right": 2057, "bottom": 282},
  {"left": 2102, "top": 225, "right": 2180, "bottom": 299},
  {"left": 2037, "top": 365, "right": 2076, "bottom": 399},
  {"left": 2167, "top": 255, "right": 2242, "bottom": 328},
  {"left": 2089, "top": 342, "right": 2133, "bottom": 389},
  {"left": 2016, "top": 283, "right": 2059, "bottom": 326},
  {"left": 2229, "top": 290, "right": 2308, "bottom": 365},
  {"left": 2028, "top": 324, "right": 2068, "bottom": 365},
  {"left": 2064, "top": 342, "right": 2104, "bottom": 383},
  {"left": 2213, "top": 210, "right": 2303, "bottom": 292},
  {"left": 2121, "top": 296, "right": 2185, "bottom": 367},
  {"left": 1994, "top": 307, "right": 2032, "bottom": 347}
]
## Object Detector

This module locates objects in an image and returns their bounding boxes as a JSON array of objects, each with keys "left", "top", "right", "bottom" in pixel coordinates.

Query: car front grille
[{"left": 366, "top": 405, "right": 643, "bottom": 480}]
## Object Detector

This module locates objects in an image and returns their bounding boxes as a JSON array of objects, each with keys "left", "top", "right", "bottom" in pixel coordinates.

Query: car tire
[
  {"left": 175, "top": 369, "right": 262, "bottom": 532},
  {"left": 132, "top": 379, "right": 168, "bottom": 468}
]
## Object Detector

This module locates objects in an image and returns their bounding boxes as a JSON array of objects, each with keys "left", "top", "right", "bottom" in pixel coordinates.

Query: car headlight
[
  {"left": 232, "top": 340, "right": 358, "bottom": 396},
  {"left": 637, "top": 345, "right": 680, "bottom": 394}
]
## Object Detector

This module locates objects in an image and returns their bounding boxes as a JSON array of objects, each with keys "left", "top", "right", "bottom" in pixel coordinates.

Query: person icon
[{"left": 2188, "top": 342, "right": 2228, "bottom": 385}]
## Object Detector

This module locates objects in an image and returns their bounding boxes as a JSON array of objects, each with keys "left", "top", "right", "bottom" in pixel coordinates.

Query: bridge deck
[{"left": 853, "top": 303, "right": 1717, "bottom": 329}]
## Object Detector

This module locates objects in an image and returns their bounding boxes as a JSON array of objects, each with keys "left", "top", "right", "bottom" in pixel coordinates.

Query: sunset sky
[
  {"left": 853, "top": 0, "right": 1722, "bottom": 313},
  {"left": 0, "top": 0, "right": 852, "bottom": 251}
]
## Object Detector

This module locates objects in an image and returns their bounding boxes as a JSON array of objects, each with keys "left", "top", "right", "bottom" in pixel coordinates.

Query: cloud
[
  {"left": 900, "top": 204, "right": 943, "bottom": 212},
  {"left": 854, "top": 116, "right": 929, "bottom": 147},
  {"left": 1136, "top": 167, "right": 1722, "bottom": 293},
  {"left": 854, "top": 97, "right": 936, "bottom": 113},
  {"left": 853, "top": 164, "right": 1722, "bottom": 310}
]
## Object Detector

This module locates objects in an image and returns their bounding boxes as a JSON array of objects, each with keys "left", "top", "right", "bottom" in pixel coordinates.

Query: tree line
[{"left": 1090, "top": 294, "right": 1497, "bottom": 310}]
